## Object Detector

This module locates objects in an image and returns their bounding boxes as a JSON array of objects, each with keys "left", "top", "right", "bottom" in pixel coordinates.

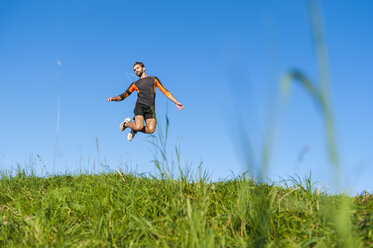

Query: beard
[{"left": 136, "top": 70, "right": 143, "bottom": 77}]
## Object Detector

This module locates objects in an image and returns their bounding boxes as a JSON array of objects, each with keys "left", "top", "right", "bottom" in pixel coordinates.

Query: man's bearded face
[{"left": 133, "top": 64, "right": 145, "bottom": 77}]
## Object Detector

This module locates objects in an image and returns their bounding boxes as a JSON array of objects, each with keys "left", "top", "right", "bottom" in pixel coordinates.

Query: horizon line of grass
[{"left": 0, "top": 169, "right": 372, "bottom": 247}]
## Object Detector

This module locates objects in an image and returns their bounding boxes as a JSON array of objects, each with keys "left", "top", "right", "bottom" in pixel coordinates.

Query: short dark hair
[{"left": 133, "top": 62, "right": 145, "bottom": 68}]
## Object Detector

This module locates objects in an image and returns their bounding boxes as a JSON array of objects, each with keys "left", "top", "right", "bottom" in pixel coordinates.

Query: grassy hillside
[{"left": 0, "top": 171, "right": 372, "bottom": 247}]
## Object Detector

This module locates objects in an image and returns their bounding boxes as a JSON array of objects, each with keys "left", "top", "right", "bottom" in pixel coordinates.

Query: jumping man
[{"left": 106, "top": 62, "right": 184, "bottom": 141}]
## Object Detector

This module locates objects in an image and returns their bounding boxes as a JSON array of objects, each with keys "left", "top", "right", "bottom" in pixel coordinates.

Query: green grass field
[{"left": 0, "top": 170, "right": 372, "bottom": 247}]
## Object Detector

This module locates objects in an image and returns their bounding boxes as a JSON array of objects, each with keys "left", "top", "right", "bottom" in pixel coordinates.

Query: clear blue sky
[{"left": 1, "top": 0, "right": 372, "bottom": 194}]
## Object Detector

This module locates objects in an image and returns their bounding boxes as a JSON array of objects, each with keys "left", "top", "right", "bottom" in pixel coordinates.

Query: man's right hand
[{"left": 106, "top": 97, "right": 115, "bottom": 102}]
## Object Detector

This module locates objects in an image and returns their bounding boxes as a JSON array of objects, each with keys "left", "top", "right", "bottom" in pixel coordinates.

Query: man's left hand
[{"left": 176, "top": 103, "right": 184, "bottom": 111}]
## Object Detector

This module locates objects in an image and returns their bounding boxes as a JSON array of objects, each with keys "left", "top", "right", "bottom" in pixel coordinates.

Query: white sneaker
[
  {"left": 127, "top": 130, "right": 137, "bottom": 141},
  {"left": 120, "top": 118, "right": 131, "bottom": 131}
]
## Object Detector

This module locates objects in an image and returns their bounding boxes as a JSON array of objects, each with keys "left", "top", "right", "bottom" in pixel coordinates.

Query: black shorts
[{"left": 134, "top": 103, "right": 156, "bottom": 120}]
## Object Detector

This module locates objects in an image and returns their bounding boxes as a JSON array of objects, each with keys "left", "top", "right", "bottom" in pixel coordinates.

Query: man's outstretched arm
[
  {"left": 106, "top": 95, "right": 122, "bottom": 102},
  {"left": 166, "top": 93, "right": 184, "bottom": 110},
  {"left": 155, "top": 77, "right": 184, "bottom": 110},
  {"left": 106, "top": 83, "right": 135, "bottom": 102}
]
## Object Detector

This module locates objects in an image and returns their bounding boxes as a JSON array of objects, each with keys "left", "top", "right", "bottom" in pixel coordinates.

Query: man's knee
[
  {"left": 133, "top": 124, "right": 144, "bottom": 131},
  {"left": 147, "top": 126, "right": 156, "bottom": 134}
]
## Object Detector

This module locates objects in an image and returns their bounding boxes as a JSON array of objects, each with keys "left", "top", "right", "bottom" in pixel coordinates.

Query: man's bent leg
[
  {"left": 125, "top": 115, "right": 144, "bottom": 131},
  {"left": 138, "top": 118, "right": 156, "bottom": 134},
  {"left": 145, "top": 118, "right": 156, "bottom": 134}
]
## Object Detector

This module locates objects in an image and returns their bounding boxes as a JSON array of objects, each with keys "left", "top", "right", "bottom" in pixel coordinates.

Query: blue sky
[{"left": 0, "top": 0, "right": 372, "bottom": 193}]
